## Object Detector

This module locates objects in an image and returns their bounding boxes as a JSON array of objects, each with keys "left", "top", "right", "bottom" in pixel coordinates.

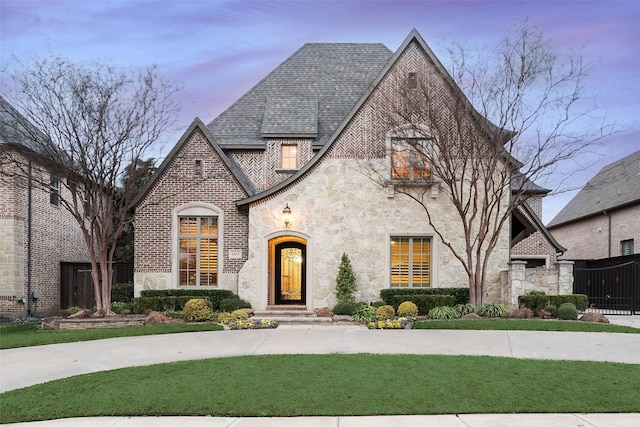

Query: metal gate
[{"left": 574, "top": 261, "right": 640, "bottom": 315}]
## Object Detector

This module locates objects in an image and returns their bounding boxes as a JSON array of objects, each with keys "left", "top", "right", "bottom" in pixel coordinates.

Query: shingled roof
[
  {"left": 206, "top": 43, "right": 393, "bottom": 149},
  {"left": 548, "top": 150, "right": 640, "bottom": 228},
  {"left": 0, "top": 96, "right": 43, "bottom": 153}
]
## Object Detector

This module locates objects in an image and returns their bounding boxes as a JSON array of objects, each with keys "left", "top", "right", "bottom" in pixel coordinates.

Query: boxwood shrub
[
  {"left": 549, "top": 294, "right": 588, "bottom": 311},
  {"left": 392, "top": 294, "right": 455, "bottom": 315},
  {"left": 111, "top": 282, "right": 134, "bottom": 303},
  {"left": 139, "top": 289, "right": 234, "bottom": 311},
  {"left": 380, "top": 288, "right": 468, "bottom": 306},
  {"left": 518, "top": 293, "right": 588, "bottom": 313},
  {"left": 133, "top": 296, "right": 198, "bottom": 313}
]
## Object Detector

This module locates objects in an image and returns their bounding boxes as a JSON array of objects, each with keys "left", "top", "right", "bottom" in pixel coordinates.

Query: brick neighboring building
[
  {"left": 0, "top": 97, "right": 89, "bottom": 318},
  {"left": 548, "top": 150, "right": 640, "bottom": 260},
  {"left": 133, "top": 30, "right": 564, "bottom": 310}
]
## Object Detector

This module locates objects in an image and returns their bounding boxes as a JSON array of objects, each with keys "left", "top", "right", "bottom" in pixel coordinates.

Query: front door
[{"left": 274, "top": 241, "right": 306, "bottom": 305}]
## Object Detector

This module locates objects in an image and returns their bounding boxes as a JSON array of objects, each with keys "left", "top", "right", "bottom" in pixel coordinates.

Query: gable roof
[
  {"left": 547, "top": 150, "right": 640, "bottom": 228},
  {"left": 513, "top": 202, "right": 566, "bottom": 253},
  {"left": 207, "top": 42, "right": 393, "bottom": 149},
  {"left": 0, "top": 96, "right": 44, "bottom": 153},
  {"left": 131, "top": 118, "right": 254, "bottom": 207},
  {"left": 236, "top": 28, "right": 506, "bottom": 207}
]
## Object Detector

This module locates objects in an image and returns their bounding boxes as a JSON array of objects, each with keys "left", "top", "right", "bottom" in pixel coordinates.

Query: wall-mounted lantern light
[{"left": 282, "top": 203, "right": 292, "bottom": 227}]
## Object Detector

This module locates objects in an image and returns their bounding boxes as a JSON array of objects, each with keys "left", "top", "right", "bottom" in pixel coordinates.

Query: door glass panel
[{"left": 280, "top": 247, "right": 302, "bottom": 301}]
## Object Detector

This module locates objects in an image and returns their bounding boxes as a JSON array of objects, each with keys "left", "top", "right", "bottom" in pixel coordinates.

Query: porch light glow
[{"left": 282, "top": 203, "right": 292, "bottom": 227}]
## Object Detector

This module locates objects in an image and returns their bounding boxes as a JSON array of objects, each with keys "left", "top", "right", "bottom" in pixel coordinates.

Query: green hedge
[
  {"left": 549, "top": 294, "right": 588, "bottom": 312},
  {"left": 518, "top": 293, "right": 588, "bottom": 313},
  {"left": 111, "top": 283, "right": 134, "bottom": 303},
  {"left": 380, "top": 288, "right": 468, "bottom": 306},
  {"left": 133, "top": 296, "right": 199, "bottom": 313},
  {"left": 392, "top": 294, "right": 455, "bottom": 315},
  {"left": 139, "top": 289, "right": 235, "bottom": 311}
]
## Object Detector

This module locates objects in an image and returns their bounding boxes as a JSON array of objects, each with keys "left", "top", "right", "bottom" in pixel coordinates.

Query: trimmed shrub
[
  {"left": 217, "top": 312, "right": 234, "bottom": 324},
  {"left": 231, "top": 309, "right": 249, "bottom": 320},
  {"left": 397, "top": 301, "right": 418, "bottom": 319},
  {"left": 381, "top": 288, "right": 468, "bottom": 306},
  {"left": 183, "top": 299, "right": 214, "bottom": 322},
  {"left": 392, "top": 294, "right": 455, "bottom": 315},
  {"left": 544, "top": 304, "right": 558, "bottom": 318},
  {"left": 549, "top": 294, "right": 588, "bottom": 312},
  {"left": 428, "top": 306, "right": 460, "bottom": 319},
  {"left": 140, "top": 289, "right": 234, "bottom": 311},
  {"left": 375, "top": 305, "right": 396, "bottom": 320},
  {"left": 335, "top": 253, "right": 357, "bottom": 304},
  {"left": 518, "top": 291, "right": 549, "bottom": 315},
  {"left": 558, "top": 303, "right": 578, "bottom": 320},
  {"left": 478, "top": 303, "right": 507, "bottom": 318},
  {"left": 219, "top": 298, "right": 251, "bottom": 312},
  {"left": 333, "top": 302, "right": 356, "bottom": 315},
  {"left": 454, "top": 303, "right": 478, "bottom": 316},
  {"left": 133, "top": 296, "right": 197, "bottom": 313},
  {"left": 371, "top": 301, "right": 386, "bottom": 308},
  {"left": 352, "top": 304, "right": 376, "bottom": 323},
  {"left": 111, "top": 282, "right": 134, "bottom": 303}
]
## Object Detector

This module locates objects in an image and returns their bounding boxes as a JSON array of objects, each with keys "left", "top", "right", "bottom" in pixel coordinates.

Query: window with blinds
[
  {"left": 391, "top": 139, "right": 431, "bottom": 180},
  {"left": 390, "top": 237, "right": 430, "bottom": 287},
  {"left": 179, "top": 216, "right": 218, "bottom": 286}
]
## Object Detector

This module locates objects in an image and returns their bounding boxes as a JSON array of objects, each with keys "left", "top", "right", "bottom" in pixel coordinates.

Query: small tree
[
  {"left": 335, "top": 253, "right": 357, "bottom": 304},
  {"left": 1, "top": 57, "right": 179, "bottom": 314}
]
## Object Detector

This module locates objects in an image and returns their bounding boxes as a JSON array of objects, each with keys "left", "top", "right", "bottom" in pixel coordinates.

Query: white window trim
[
  {"left": 386, "top": 233, "right": 437, "bottom": 288},
  {"left": 172, "top": 202, "right": 224, "bottom": 288}
]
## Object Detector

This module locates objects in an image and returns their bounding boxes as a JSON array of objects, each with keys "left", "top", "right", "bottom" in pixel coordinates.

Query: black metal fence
[{"left": 573, "top": 257, "right": 640, "bottom": 315}]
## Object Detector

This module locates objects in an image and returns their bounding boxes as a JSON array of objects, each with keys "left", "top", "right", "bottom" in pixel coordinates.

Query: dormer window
[{"left": 282, "top": 145, "right": 297, "bottom": 169}]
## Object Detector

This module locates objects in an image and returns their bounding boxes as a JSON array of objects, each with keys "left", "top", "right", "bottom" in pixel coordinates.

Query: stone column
[
  {"left": 508, "top": 260, "right": 527, "bottom": 308},
  {"left": 557, "top": 260, "right": 574, "bottom": 295}
]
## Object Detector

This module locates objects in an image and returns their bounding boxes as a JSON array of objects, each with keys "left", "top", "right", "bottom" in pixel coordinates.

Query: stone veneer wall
[
  {"left": 1, "top": 151, "right": 89, "bottom": 317},
  {"left": 503, "top": 260, "right": 574, "bottom": 308},
  {"left": 134, "top": 129, "right": 249, "bottom": 296}
]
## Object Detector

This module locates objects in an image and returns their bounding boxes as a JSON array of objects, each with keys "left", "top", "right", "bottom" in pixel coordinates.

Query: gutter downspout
[
  {"left": 603, "top": 210, "right": 611, "bottom": 258},
  {"left": 27, "top": 160, "right": 33, "bottom": 316}
]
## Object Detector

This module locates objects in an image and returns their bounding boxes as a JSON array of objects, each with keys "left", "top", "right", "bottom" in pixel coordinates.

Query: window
[
  {"left": 49, "top": 176, "right": 59, "bottom": 206},
  {"left": 621, "top": 239, "right": 634, "bottom": 256},
  {"left": 390, "top": 237, "right": 431, "bottom": 287},
  {"left": 195, "top": 160, "right": 202, "bottom": 175},
  {"left": 179, "top": 217, "right": 218, "bottom": 286},
  {"left": 408, "top": 72, "right": 418, "bottom": 89},
  {"left": 281, "top": 145, "right": 297, "bottom": 169},
  {"left": 391, "top": 139, "right": 431, "bottom": 180}
]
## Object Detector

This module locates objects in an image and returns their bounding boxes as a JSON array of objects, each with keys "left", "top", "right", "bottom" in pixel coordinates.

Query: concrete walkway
[{"left": 2, "top": 318, "right": 640, "bottom": 426}]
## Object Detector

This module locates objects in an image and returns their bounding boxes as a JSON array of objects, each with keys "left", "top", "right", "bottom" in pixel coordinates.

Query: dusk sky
[{"left": 1, "top": 0, "right": 639, "bottom": 223}]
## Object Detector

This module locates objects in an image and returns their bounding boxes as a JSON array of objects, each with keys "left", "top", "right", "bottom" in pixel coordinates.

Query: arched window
[{"left": 174, "top": 203, "right": 222, "bottom": 287}]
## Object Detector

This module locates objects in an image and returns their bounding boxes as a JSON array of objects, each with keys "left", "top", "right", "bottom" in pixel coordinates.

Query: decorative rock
[
  {"left": 144, "top": 311, "right": 170, "bottom": 325},
  {"left": 239, "top": 308, "right": 254, "bottom": 316},
  {"left": 579, "top": 312, "right": 609, "bottom": 324},
  {"left": 333, "top": 314, "right": 352, "bottom": 322},
  {"left": 461, "top": 313, "right": 482, "bottom": 320},
  {"left": 41, "top": 317, "right": 60, "bottom": 330},
  {"left": 315, "top": 308, "right": 333, "bottom": 317},
  {"left": 68, "top": 309, "right": 91, "bottom": 319}
]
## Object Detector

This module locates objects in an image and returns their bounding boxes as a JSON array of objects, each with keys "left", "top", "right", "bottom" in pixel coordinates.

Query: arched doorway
[{"left": 268, "top": 236, "right": 307, "bottom": 306}]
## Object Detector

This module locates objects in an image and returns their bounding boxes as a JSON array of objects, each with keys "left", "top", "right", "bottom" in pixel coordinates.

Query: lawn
[
  {"left": 413, "top": 318, "right": 640, "bottom": 333},
  {"left": 1, "top": 354, "right": 639, "bottom": 423},
  {"left": 0, "top": 322, "right": 224, "bottom": 349}
]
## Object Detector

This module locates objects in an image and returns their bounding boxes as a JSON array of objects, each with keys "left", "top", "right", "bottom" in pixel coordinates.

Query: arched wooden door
[{"left": 274, "top": 241, "right": 306, "bottom": 305}]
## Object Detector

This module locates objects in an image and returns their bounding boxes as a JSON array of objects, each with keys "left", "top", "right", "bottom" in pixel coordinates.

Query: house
[
  {"left": 0, "top": 97, "right": 89, "bottom": 318},
  {"left": 548, "top": 150, "right": 640, "bottom": 260},
  {"left": 133, "top": 29, "right": 564, "bottom": 310}
]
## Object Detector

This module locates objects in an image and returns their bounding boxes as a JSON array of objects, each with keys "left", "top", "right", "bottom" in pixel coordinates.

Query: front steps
[{"left": 253, "top": 306, "right": 333, "bottom": 325}]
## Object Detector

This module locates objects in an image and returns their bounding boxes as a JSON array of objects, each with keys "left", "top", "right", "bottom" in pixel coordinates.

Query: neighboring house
[
  {"left": 548, "top": 150, "right": 640, "bottom": 260},
  {"left": 133, "top": 30, "right": 562, "bottom": 310},
  {"left": 0, "top": 97, "right": 89, "bottom": 318}
]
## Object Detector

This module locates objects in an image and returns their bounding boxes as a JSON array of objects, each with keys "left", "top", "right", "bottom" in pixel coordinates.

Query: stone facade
[
  {"left": 502, "top": 260, "right": 574, "bottom": 308},
  {"left": 0, "top": 149, "right": 89, "bottom": 317},
  {"left": 550, "top": 204, "right": 640, "bottom": 259}
]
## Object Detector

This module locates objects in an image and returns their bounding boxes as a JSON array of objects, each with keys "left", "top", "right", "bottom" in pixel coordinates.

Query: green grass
[
  {"left": 0, "top": 322, "right": 224, "bottom": 349},
  {"left": 413, "top": 318, "right": 640, "bottom": 333},
  {"left": 1, "top": 354, "right": 639, "bottom": 423}
]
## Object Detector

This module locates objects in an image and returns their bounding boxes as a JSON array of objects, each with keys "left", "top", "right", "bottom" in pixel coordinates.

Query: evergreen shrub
[
  {"left": 333, "top": 302, "right": 356, "bottom": 315},
  {"left": 375, "top": 305, "right": 396, "bottom": 320},
  {"left": 183, "top": 299, "right": 215, "bottom": 322},
  {"left": 335, "top": 253, "right": 357, "bottom": 304},
  {"left": 558, "top": 303, "right": 578, "bottom": 320}
]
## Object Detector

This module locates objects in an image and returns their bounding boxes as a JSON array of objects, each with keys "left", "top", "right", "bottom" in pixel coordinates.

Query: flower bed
[
  {"left": 367, "top": 317, "right": 412, "bottom": 329},
  {"left": 227, "top": 318, "right": 278, "bottom": 330}
]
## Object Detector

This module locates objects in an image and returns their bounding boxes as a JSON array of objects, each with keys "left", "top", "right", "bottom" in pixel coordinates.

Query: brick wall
[
  {"left": 551, "top": 204, "right": 640, "bottom": 259},
  {"left": 134, "top": 129, "right": 249, "bottom": 292},
  {"left": 1, "top": 150, "right": 89, "bottom": 317}
]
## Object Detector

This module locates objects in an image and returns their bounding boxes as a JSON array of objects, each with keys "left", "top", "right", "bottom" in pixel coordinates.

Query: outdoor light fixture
[{"left": 282, "top": 203, "right": 292, "bottom": 227}]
